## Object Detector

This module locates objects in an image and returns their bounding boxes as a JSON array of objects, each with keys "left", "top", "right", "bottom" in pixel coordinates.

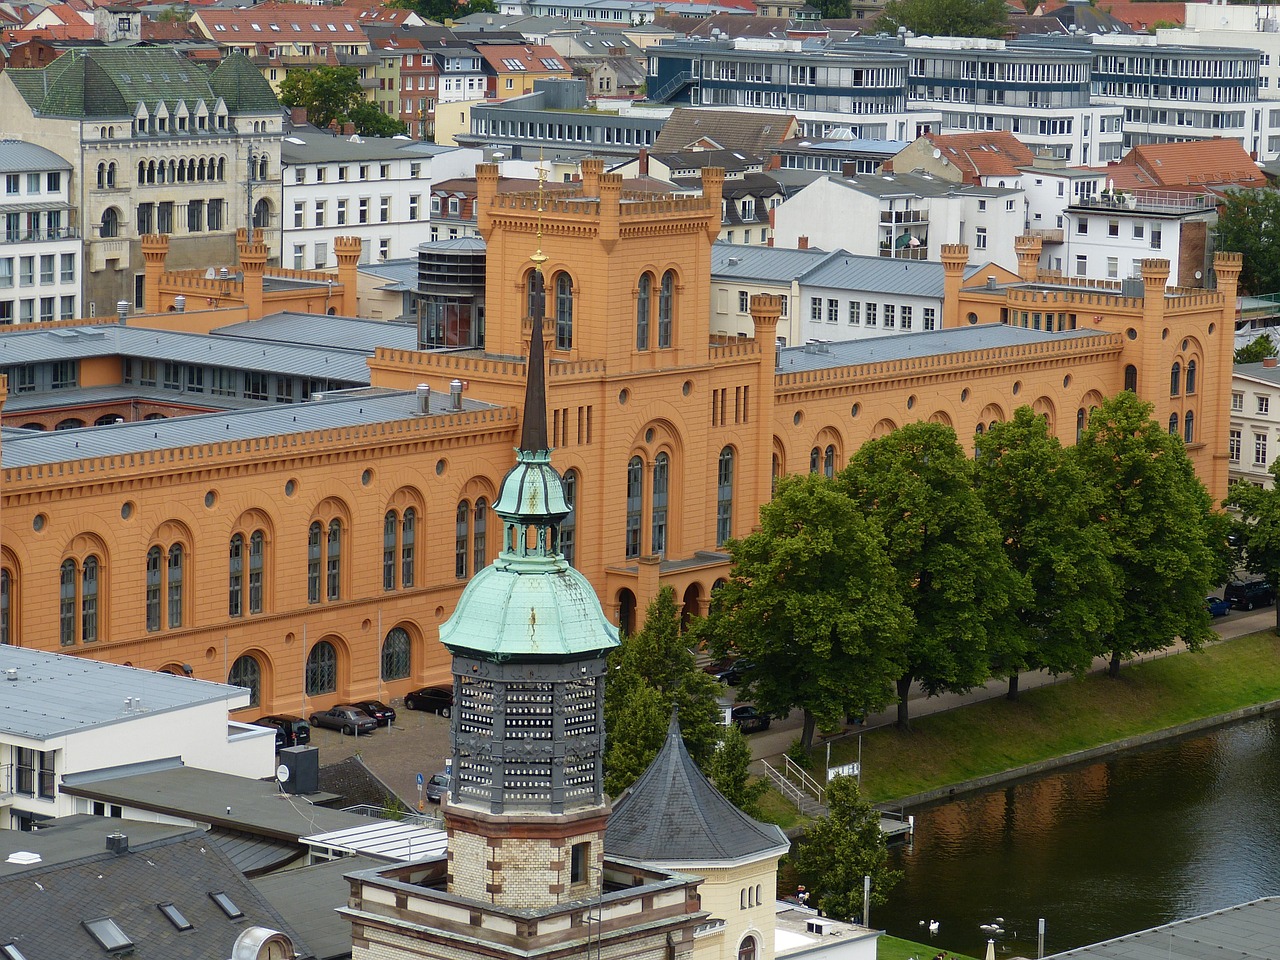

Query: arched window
[
  {"left": 107, "top": 162, "right": 116, "bottom": 187},
  {"left": 248, "top": 530, "right": 264, "bottom": 614},
  {"left": 402, "top": 508, "right": 416, "bottom": 588},
  {"left": 305, "top": 640, "right": 337, "bottom": 696},
  {"left": 562, "top": 469, "right": 578, "bottom": 567},
  {"left": 1184, "top": 410, "right": 1195, "bottom": 443},
  {"left": 554, "top": 272, "right": 573, "bottom": 350},
  {"left": 809, "top": 447, "right": 820, "bottom": 474},
  {"left": 1186, "top": 359, "right": 1197, "bottom": 395},
  {"left": 1169, "top": 413, "right": 1179, "bottom": 434},
  {"left": 97, "top": 162, "right": 106, "bottom": 189},
  {"left": 253, "top": 198, "right": 270, "bottom": 229},
  {"left": 1076, "top": 408, "right": 1085, "bottom": 442},
  {"left": 455, "top": 501, "right": 470, "bottom": 579},
  {"left": 738, "top": 937, "right": 758, "bottom": 960},
  {"left": 1170, "top": 361, "right": 1181, "bottom": 397},
  {"left": 229, "top": 534, "right": 245, "bottom": 616},
  {"left": 717, "top": 447, "right": 734, "bottom": 547},
  {"left": 1124, "top": 364, "right": 1137, "bottom": 392},
  {"left": 381, "top": 627, "right": 411, "bottom": 681},
  {"left": 658, "top": 270, "right": 674, "bottom": 348},
  {"left": 636, "top": 273, "right": 651, "bottom": 350},
  {"left": 228, "top": 655, "right": 261, "bottom": 707},
  {"left": 625, "top": 456, "right": 643, "bottom": 559},
  {"left": 167, "top": 544, "right": 183, "bottom": 628},
  {"left": 652, "top": 452, "right": 669, "bottom": 557},
  {"left": 824, "top": 444, "right": 836, "bottom": 479},
  {"left": 307, "top": 522, "right": 322, "bottom": 604},
  {"left": 771, "top": 452, "right": 781, "bottom": 497},
  {"left": 383, "top": 511, "right": 398, "bottom": 591},
  {"left": 474, "top": 498, "right": 488, "bottom": 572},
  {"left": 326, "top": 519, "right": 342, "bottom": 601},
  {"left": 146, "top": 546, "right": 162, "bottom": 632},
  {"left": 100, "top": 208, "right": 118, "bottom": 239},
  {"left": 231, "top": 530, "right": 265, "bottom": 616},
  {"left": 60, "top": 560, "right": 76, "bottom": 645},
  {"left": 1, "top": 568, "right": 11, "bottom": 645},
  {"left": 82, "top": 556, "right": 99, "bottom": 643},
  {"left": 526, "top": 270, "right": 540, "bottom": 320},
  {"left": 219, "top": 157, "right": 227, "bottom": 182},
  {"left": 137, "top": 160, "right": 146, "bottom": 184}
]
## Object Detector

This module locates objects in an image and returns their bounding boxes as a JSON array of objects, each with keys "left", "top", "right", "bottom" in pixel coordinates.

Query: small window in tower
[{"left": 571, "top": 841, "right": 589, "bottom": 884}]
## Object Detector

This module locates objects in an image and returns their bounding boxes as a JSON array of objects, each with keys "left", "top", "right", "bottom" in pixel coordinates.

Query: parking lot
[{"left": 305, "top": 699, "right": 452, "bottom": 810}]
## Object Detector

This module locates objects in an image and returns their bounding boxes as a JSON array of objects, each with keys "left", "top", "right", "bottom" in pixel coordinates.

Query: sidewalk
[{"left": 748, "top": 605, "right": 1277, "bottom": 766}]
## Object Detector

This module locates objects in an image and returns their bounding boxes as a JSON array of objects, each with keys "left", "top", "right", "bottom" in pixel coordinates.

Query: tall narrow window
[
  {"left": 228, "top": 534, "right": 244, "bottom": 617},
  {"left": 561, "top": 469, "right": 578, "bottom": 567},
  {"left": 167, "top": 544, "right": 183, "bottom": 628},
  {"left": 383, "top": 511, "right": 398, "bottom": 591},
  {"left": 382, "top": 626, "right": 411, "bottom": 681},
  {"left": 824, "top": 444, "right": 836, "bottom": 479},
  {"left": 1076, "top": 408, "right": 1085, "bottom": 442},
  {"left": 658, "top": 270, "right": 674, "bottom": 348},
  {"left": 555, "top": 272, "right": 573, "bottom": 350},
  {"left": 248, "top": 531, "right": 264, "bottom": 614},
  {"left": 455, "top": 502, "right": 470, "bottom": 579},
  {"left": 401, "top": 508, "right": 416, "bottom": 588},
  {"left": 82, "top": 556, "right": 99, "bottom": 642},
  {"left": 809, "top": 447, "right": 820, "bottom": 474},
  {"left": 326, "top": 520, "right": 342, "bottom": 601},
  {"left": 716, "top": 447, "right": 734, "bottom": 548},
  {"left": 1169, "top": 413, "right": 1179, "bottom": 434},
  {"left": 635, "top": 273, "right": 651, "bottom": 350},
  {"left": 474, "top": 499, "right": 488, "bottom": 573},
  {"left": 652, "top": 452, "right": 669, "bottom": 557},
  {"left": 1, "top": 568, "right": 10, "bottom": 645},
  {"left": 771, "top": 453, "right": 780, "bottom": 497},
  {"left": 60, "top": 560, "right": 75, "bottom": 645},
  {"left": 625, "top": 457, "right": 643, "bottom": 559},
  {"left": 307, "top": 522, "right": 322, "bottom": 604},
  {"left": 1186, "top": 359, "right": 1197, "bottom": 395},
  {"left": 146, "top": 546, "right": 163, "bottom": 631},
  {"left": 305, "top": 640, "right": 337, "bottom": 695},
  {"left": 1170, "top": 361, "right": 1181, "bottom": 397},
  {"left": 526, "top": 270, "right": 540, "bottom": 319},
  {"left": 1184, "top": 411, "right": 1195, "bottom": 443},
  {"left": 228, "top": 655, "right": 261, "bottom": 707},
  {"left": 1124, "top": 365, "right": 1137, "bottom": 392}
]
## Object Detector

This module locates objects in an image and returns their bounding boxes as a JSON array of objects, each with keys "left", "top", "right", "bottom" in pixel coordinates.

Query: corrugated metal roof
[
  {"left": 213, "top": 313, "right": 418, "bottom": 352},
  {"left": 280, "top": 129, "right": 444, "bottom": 164},
  {"left": 0, "top": 645, "right": 248, "bottom": 740},
  {"left": 0, "top": 323, "right": 372, "bottom": 382},
  {"left": 1, "top": 383, "right": 265, "bottom": 414},
  {"left": 416, "top": 236, "right": 487, "bottom": 253},
  {"left": 800, "top": 254, "right": 947, "bottom": 298},
  {"left": 0, "top": 139, "right": 73, "bottom": 173},
  {"left": 0, "top": 388, "right": 500, "bottom": 468},
  {"left": 710, "top": 242, "right": 833, "bottom": 283},
  {"left": 302, "top": 820, "right": 447, "bottom": 861},
  {"left": 1046, "top": 897, "right": 1280, "bottom": 960},
  {"left": 777, "top": 323, "right": 1105, "bottom": 373}
]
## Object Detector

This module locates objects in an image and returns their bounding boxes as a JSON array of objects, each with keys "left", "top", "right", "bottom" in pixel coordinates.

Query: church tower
[{"left": 438, "top": 245, "right": 620, "bottom": 908}]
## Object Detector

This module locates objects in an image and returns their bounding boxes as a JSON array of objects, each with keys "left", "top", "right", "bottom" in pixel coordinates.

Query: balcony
[
  {"left": 880, "top": 209, "right": 928, "bottom": 224},
  {"left": 0, "top": 227, "right": 81, "bottom": 245},
  {"left": 89, "top": 239, "right": 130, "bottom": 272},
  {"left": 1072, "top": 190, "right": 1217, "bottom": 215},
  {"left": 1025, "top": 228, "right": 1065, "bottom": 244},
  {"left": 879, "top": 245, "right": 929, "bottom": 260}
]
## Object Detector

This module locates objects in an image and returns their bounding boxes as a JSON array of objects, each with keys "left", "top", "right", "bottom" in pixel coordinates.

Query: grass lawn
[
  {"left": 878, "top": 935, "right": 977, "bottom": 960},
  {"left": 818, "top": 632, "right": 1280, "bottom": 804},
  {"left": 756, "top": 785, "right": 805, "bottom": 830}
]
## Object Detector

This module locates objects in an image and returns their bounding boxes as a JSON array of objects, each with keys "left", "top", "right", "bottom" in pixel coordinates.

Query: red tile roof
[
  {"left": 1118, "top": 139, "right": 1267, "bottom": 189},
  {"left": 477, "top": 43, "right": 568, "bottom": 73},
  {"left": 923, "top": 131, "right": 1035, "bottom": 183},
  {"left": 1038, "top": 0, "right": 1185, "bottom": 29}
]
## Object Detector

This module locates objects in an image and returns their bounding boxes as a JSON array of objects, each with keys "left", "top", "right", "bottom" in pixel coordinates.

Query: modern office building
[{"left": 0, "top": 140, "right": 80, "bottom": 324}]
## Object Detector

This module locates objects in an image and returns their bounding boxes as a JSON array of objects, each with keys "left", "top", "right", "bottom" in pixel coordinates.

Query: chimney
[
  {"left": 173, "top": 295, "right": 186, "bottom": 313},
  {"left": 290, "top": 106, "right": 308, "bottom": 126},
  {"left": 106, "top": 834, "right": 128, "bottom": 855},
  {"left": 116, "top": 300, "right": 129, "bottom": 325},
  {"left": 797, "top": 235, "right": 809, "bottom": 249},
  {"left": 638, "top": 147, "right": 649, "bottom": 176},
  {"left": 986, "top": 276, "right": 996, "bottom": 289},
  {"left": 449, "top": 378, "right": 464, "bottom": 411},
  {"left": 416, "top": 382, "right": 432, "bottom": 413},
  {"left": 1264, "top": 357, "right": 1278, "bottom": 368}
]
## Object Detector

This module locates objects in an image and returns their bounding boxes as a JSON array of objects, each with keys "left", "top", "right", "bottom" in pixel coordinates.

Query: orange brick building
[{"left": 0, "top": 160, "right": 1241, "bottom": 717}]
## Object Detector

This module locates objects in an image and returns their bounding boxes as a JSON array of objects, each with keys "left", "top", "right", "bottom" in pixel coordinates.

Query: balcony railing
[
  {"left": 879, "top": 245, "right": 928, "bottom": 260},
  {"left": 1, "top": 227, "right": 81, "bottom": 244},
  {"left": 1025, "top": 228, "right": 1065, "bottom": 243},
  {"left": 880, "top": 209, "right": 928, "bottom": 224},
  {"left": 1073, "top": 191, "right": 1216, "bottom": 215}
]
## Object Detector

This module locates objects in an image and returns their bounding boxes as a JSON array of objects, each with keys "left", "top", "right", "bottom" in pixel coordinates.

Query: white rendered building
[
  {"left": 0, "top": 645, "right": 275, "bottom": 830},
  {"left": 1230, "top": 359, "right": 1280, "bottom": 490},
  {"left": 0, "top": 141, "right": 81, "bottom": 324}
]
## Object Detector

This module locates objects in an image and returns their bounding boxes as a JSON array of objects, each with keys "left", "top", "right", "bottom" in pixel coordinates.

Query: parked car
[
  {"left": 404, "top": 685, "right": 453, "bottom": 717},
  {"left": 253, "top": 715, "right": 311, "bottom": 750},
  {"left": 1224, "top": 578, "right": 1276, "bottom": 611},
  {"left": 351, "top": 699, "right": 396, "bottom": 726},
  {"left": 1205, "top": 596, "right": 1233, "bottom": 618},
  {"left": 309, "top": 705, "right": 377, "bottom": 736},
  {"left": 717, "top": 660, "right": 756, "bottom": 687},
  {"left": 425, "top": 772, "right": 453, "bottom": 804},
  {"left": 730, "top": 705, "right": 771, "bottom": 733},
  {"left": 701, "top": 656, "right": 737, "bottom": 678}
]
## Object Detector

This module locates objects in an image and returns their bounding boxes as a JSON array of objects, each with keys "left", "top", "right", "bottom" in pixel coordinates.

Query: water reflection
[{"left": 875, "top": 717, "right": 1280, "bottom": 957}]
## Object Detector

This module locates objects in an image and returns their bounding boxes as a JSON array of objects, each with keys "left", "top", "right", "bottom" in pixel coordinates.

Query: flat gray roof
[
  {"left": 778, "top": 323, "right": 1105, "bottom": 373},
  {"left": 711, "top": 242, "right": 832, "bottom": 283},
  {"left": 1047, "top": 897, "right": 1280, "bottom": 960},
  {"left": 281, "top": 130, "right": 459, "bottom": 164},
  {"left": 0, "top": 646, "right": 248, "bottom": 740},
  {"left": 801, "top": 254, "right": 949, "bottom": 298},
  {"left": 214, "top": 312, "right": 418, "bottom": 352},
  {"left": 0, "top": 387, "right": 500, "bottom": 468},
  {"left": 0, "top": 815, "right": 197, "bottom": 877},
  {"left": 254, "top": 855, "right": 385, "bottom": 960}
]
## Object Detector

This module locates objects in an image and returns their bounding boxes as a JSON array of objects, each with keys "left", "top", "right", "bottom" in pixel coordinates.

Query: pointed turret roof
[{"left": 606, "top": 713, "right": 789, "bottom": 866}]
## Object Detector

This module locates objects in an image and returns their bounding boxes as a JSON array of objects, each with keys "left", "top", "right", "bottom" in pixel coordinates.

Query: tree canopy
[
  {"left": 840, "top": 423, "right": 1024, "bottom": 728},
  {"left": 1216, "top": 188, "right": 1280, "bottom": 296},
  {"left": 1074, "top": 392, "right": 1218, "bottom": 676},
  {"left": 876, "top": 0, "right": 1008, "bottom": 38},
  {"left": 386, "top": 0, "right": 496, "bottom": 24},
  {"left": 279, "top": 67, "right": 407, "bottom": 137},
  {"left": 1236, "top": 335, "right": 1279, "bottom": 365},
  {"left": 699, "top": 473, "right": 910, "bottom": 749},
  {"left": 1225, "top": 468, "right": 1280, "bottom": 634},
  {"left": 603, "top": 587, "right": 722, "bottom": 796},
  {"left": 705, "top": 723, "right": 768, "bottom": 819},
  {"left": 791, "top": 776, "right": 901, "bottom": 921},
  {"left": 973, "top": 407, "right": 1118, "bottom": 698}
]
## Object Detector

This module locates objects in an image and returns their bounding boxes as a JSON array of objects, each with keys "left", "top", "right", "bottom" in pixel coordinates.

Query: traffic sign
[{"left": 416, "top": 772, "right": 424, "bottom": 787}]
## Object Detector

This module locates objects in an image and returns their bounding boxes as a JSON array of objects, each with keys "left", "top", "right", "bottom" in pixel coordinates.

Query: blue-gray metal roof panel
[
  {"left": 799, "top": 254, "right": 947, "bottom": 298},
  {"left": 710, "top": 242, "right": 834, "bottom": 283},
  {"left": 0, "top": 139, "right": 74, "bottom": 173},
  {"left": 213, "top": 313, "right": 418, "bottom": 352}
]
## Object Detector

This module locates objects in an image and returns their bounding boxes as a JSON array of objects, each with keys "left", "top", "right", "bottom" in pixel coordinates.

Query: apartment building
[
  {"left": 1230, "top": 360, "right": 1280, "bottom": 489},
  {"left": 0, "top": 140, "right": 80, "bottom": 324}
]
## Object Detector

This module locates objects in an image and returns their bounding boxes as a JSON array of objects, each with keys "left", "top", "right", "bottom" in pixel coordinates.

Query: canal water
[{"left": 873, "top": 714, "right": 1280, "bottom": 958}]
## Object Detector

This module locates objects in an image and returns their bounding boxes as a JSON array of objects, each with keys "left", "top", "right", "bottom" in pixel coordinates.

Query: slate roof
[
  {"left": 253, "top": 855, "right": 384, "bottom": 960},
  {"left": 1046, "top": 897, "right": 1280, "bottom": 960},
  {"left": 318, "top": 754, "right": 412, "bottom": 810},
  {"left": 0, "top": 645, "right": 250, "bottom": 740},
  {"left": 606, "top": 713, "right": 789, "bottom": 866},
  {"left": 0, "top": 828, "right": 313, "bottom": 960},
  {"left": 655, "top": 106, "right": 797, "bottom": 155},
  {"left": 209, "top": 52, "right": 281, "bottom": 113},
  {"left": 0, "top": 814, "right": 192, "bottom": 877}
]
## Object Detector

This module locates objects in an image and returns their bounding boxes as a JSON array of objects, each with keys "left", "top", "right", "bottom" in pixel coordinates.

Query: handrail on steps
[
  {"left": 783, "top": 754, "right": 826, "bottom": 805},
  {"left": 759, "top": 759, "right": 808, "bottom": 808}
]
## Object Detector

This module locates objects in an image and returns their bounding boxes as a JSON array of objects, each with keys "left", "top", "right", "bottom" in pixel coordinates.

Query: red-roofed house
[
  {"left": 1034, "top": 0, "right": 1185, "bottom": 32},
  {"left": 887, "top": 131, "right": 1036, "bottom": 187},
  {"left": 476, "top": 44, "right": 570, "bottom": 99},
  {"left": 1115, "top": 139, "right": 1268, "bottom": 191}
]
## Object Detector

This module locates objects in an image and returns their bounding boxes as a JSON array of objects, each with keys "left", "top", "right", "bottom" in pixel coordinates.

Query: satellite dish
[
  {"left": 932, "top": 148, "right": 941, "bottom": 159},
  {"left": 276, "top": 764, "right": 290, "bottom": 783}
]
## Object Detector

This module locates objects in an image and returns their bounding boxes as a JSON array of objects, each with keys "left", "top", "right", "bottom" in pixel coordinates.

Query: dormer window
[{"left": 82, "top": 918, "right": 133, "bottom": 955}]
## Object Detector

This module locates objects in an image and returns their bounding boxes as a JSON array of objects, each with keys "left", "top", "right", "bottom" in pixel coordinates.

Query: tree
[
  {"left": 349, "top": 102, "right": 408, "bottom": 138},
  {"left": 278, "top": 66, "right": 364, "bottom": 132},
  {"left": 603, "top": 587, "right": 723, "bottom": 796},
  {"left": 791, "top": 776, "right": 901, "bottom": 922},
  {"left": 973, "top": 407, "right": 1118, "bottom": 699},
  {"left": 699, "top": 474, "right": 911, "bottom": 750},
  {"left": 813, "top": 0, "right": 852, "bottom": 18},
  {"left": 1074, "top": 392, "right": 1218, "bottom": 677},
  {"left": 1216, "top": 188, "right": 1280, "bottom": 296},
  {"left": 1225, "top": 469, "right": 1280, "bottom": 634},
  {"left": 387, "top": 0, "right": 496, "bottom": 24},
  {"left": 1236, "top": 335, "right": 1278, "bottom": 365},
  {"left": 876, "top": 0, "right": 1008, "bottom": 38},
  {"left": 706, "top": 724, "right": 768, "bottom": 818},
  {"left": 839, "top": 423, "right": 1024, "bottom": 729}
]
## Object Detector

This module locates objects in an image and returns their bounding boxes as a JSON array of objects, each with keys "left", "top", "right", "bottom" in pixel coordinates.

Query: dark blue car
[{"left": 1205, "top": 596, "right": 1232, "bottom": 618}]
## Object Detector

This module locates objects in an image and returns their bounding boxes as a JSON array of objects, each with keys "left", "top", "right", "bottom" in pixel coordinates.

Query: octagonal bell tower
[{"left": 438, "top": 251, "right": 620, "bottom": 909}]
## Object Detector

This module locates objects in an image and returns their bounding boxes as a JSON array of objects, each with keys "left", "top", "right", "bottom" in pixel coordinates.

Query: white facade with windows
[
  {"left": 1230, "top": 361, "right": 1280, "bottom": 490},
  {"left": 0, "top": 142, "right": 80, "bottom": 324},
  {"left": 0, "top": 645, "right": 274, "bottom": 830},
  {"left": 281, "top": 133, "right": 481, "bottom": 273}
]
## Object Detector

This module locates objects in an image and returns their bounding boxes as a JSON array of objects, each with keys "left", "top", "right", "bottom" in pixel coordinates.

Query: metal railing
[
  {"left": 1, "top": 228, "right": 80, "bottom": 244},
  {"left": 783, "top": 754, "right": 826, "bottom": 805},
  {"left": 342, "top": 803, "right": 444, "bottom": 828},
  {"left": 879, "top": 209, "right": 928, "bottom": 224},
  {"left": 651, "top": 70, "right": 694, "bottom": 103},
  {"left": 759, "top": 758, "right": 809, "bottom": 808},
  {"left": 879, "top": 245, "right": 929, "bottom": 260},
  {"left": 1074, "top": 190, "right": 1216, "bottom": 215}
]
